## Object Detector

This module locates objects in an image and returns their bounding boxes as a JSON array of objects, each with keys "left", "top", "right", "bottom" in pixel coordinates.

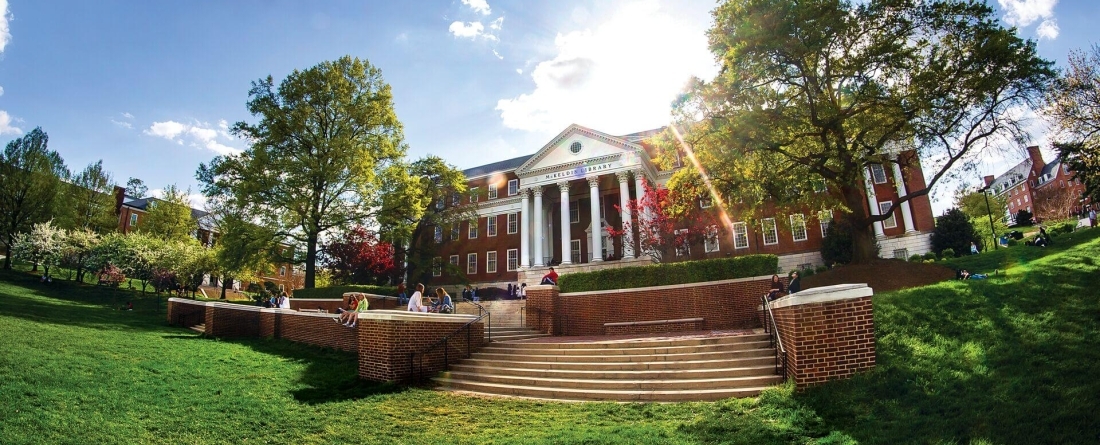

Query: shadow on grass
[{"left": 793, "top": 236, "right": 1100, "bottom": 444}]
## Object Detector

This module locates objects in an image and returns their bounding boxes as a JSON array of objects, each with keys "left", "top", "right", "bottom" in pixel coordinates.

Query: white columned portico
[
  {"left": 558, "top": 181, "right": 572, "bottom": 265},
  {"left": 617, "top": 171, "right": 634, "bottom": 258},
  {"left": 891, "top": 160, "right": 917, "bottom": 233},
  {"left": 588, "top": 176, "right": 603, "bottom": 262},
  {"left": 863, "top": 167, "right": 886, "bottom": 238},
  {"left": 520, "top": 188, "right": 531, "bottom": 268},
  {"left": 632, "top": 169, "right": 646, "bottom": 259},
  {"left": 532, "top": 186, "right": 545, "bottom": 267}
]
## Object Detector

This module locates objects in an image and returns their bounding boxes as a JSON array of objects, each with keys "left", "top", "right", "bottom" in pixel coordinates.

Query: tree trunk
[
  {"left": 3, "top": 236, "right": 11, "bottom": 269},
  {"left": 221, "top": 277, "right": 228, "bottom": 299},
  {"left": 305, "top": 232, "right": 318, "bottom": 288},
  {"left": 842, "top": 184, "right": 879, "bottom": 264}
]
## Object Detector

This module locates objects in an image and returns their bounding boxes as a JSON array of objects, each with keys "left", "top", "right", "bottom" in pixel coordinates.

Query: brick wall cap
[
  {"left": 341, "top": 292, "right": 397, "bottom": 300},
  {"left": 560, "top": 274, "right": 776, "bottom": 297},
  {"left": 168, "top": 298, "right": 267, "bottom": 312},
  {"left": 362, "top": 310, "right": 479, "bottom": 323},
  {"left": 527, "top": 284, "right": 559, "bottom": 291},
  {"left": 770, "top": 283, "right": 873, "bottom": 310}
]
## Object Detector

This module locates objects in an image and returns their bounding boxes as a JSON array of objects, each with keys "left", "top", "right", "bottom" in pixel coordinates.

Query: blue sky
[{"left": 0, "top": 0, "right": 1095, "bottom": 214}]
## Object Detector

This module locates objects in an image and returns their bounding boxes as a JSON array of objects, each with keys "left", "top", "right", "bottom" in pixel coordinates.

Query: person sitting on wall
[
  {"left": 276, "top": 291, "right": 290, "bottom": 309},
  {"left": 407, "top": 283, "right": 429, "bottom": 313},
  {"left": 787, "top": 271, "right": 802, "bottom": 295},
  {"left": 336, "top": 294, "right": 360, "bottom": 324},
  {"left": 434, "top": 288, "right": 455, "bottom": 314},
  {"left": 342, "top": 294, "right": 369, "bottom": 328},
  {"left": 397, "top": 282, "right": 408, "bottom": 305},
  {"left": 519, "top": 283, "right": 527, "bottom": 299},
  {"left": 765, "top": 274, "right": 785, "bottom": 301},
  {"left": 461, "top": 285, "right": 472, "bottom": 302},
  {"left": 540, "top": 267, "right": 559, "bottom": 285}
]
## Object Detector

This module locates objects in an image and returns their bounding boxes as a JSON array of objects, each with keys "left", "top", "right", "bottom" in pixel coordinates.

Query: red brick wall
[
  {"left": 277, "top": 311, "right": 359, "bottom": 352},
  {"left": 605, "top": 319, "right": 703, "bottom": 335},
  {"left": 772, "top": 295, "right": 876, "bottom": 388},
  {"left": 288, "top": 295, "right": 402, "bottom": 313},
  {"left": 525, "top": 276, "right": 776, "bottom": 336},
  {"left": 167, "top": 298, "right": 205, "bottom": 327},
  {"left": 204, "top": 303, "right": 263, "bottom": 338},
  {"left": 357, "top": 317, "right": 484, "bottom": 382}
]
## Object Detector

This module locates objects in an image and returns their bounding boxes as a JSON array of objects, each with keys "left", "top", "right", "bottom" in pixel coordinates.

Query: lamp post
[{"left": 980, "top": 185, "right": 998, "bottom": 250}]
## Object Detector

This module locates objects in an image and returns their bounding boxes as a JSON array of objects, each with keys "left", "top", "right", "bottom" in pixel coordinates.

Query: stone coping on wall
[
  {"left": 557, "top": 274, "right": 777, "bottom": 297},
  {"left": 339, "top": 292, "right": 397, "bottom": 300},
  {"left": 769, "top": 283, "right": 873, "bottom": 309},
  {"left": 168, "top": 298, "right": 476, "bottom": 323}
]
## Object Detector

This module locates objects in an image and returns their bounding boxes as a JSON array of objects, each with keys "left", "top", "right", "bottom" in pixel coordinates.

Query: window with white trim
[
  {"left": 450, "top": 224, "right": 459, "bottom": 241},
  {"left": 700, "top": 197, "right": 712, "bottom": 209},
  {"left": 879, "top": 202, "right": 897, "bottom": 229},
  {"left": 704, "top": 225, "right": 720, "bottom": 253},
  {"left": 870, "top": 164, "right": 887, "bottom": 184},
  {"left": 432, "top": 257, "right": 442, "bottom": 277},
  {"left": 488, "top": 184, "right": 498, "bottom": 199},
  {"left": 674, "top": 228, "right": 690, "bottom": 256},
  {"left": 506, "top": 249, "right": 519, "bottom": 271},
  {"left": 486, "top": 251, "right": 497, "bottom": 273},
  {"left": 468, "top": 219, "right": 478, "bottom": 239},
  {"left": 732, "top": 222, "right": 749, "bottom": 249},
  {"left": 434, "top": 226, "right": 443, "bottom": 243},
  {"left": 449, "top": 255, "right": 459, "bottom": 269},
  {"left": 570, "top": 204, "right": 580, "bottom": 223},
  {"left": 570, "top": 239, "right": 581, "bottom": 264},
  {"left": 507, "top": 213, "right": 518, "bottom": 234},
  {"left": 487, "top": 215, "right": 497, "bottom": 237},
  {"left": 470, "top": 187, "right": 479, "bottom": 203},
  {"left": 452, "top": 194, "right": 460, "bottom": 206},
  {"left": 818, "top": 211, "right": 832, "bottom": 237},
  {"left": 762, "top": 218, "right": 779, "bottom": 245},
  {"left": 790, "top": 214, "right": 808, "bottom": 242},
  {"left": 508, "top": 179, "right": 518, "bottom": 196},
  {"left": 1024, "top": 194, "right": 1029, "bottom": 203},
  {"left": 130, "top": 213, "right": 138, "bottom": 226},
  {"left": 467, "top": 253, "right": 477, "bottom": 274}
]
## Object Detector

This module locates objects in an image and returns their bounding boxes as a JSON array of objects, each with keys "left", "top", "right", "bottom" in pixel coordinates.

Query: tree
[
  {"left": 321, "top": 226, "right": 396, "bottom": 285},
  {"left": 198, "top": 56, "right": 406, "bottom": 288},
  {"left": 931, "top": 208, "right": 981, "bottom": 257},
  {"left": 661, "top": 0, "right": 1055, "bottom": 264},
  {"left": 1047, "top": 46, "right": 1100, "bottom": 203},
  {"left": 125, "top": 177, "right": 148, "bottom": 198},
  {"left": 11, "top": 221, "right": 67, "bottom": 278},
  {"left": 607, "top": 181, "right": 721, "bottom": 262},
  {"left": 0, "top": 127, "right": 67, "bottom": 269},
  {"left": 58, "top": 160, "right": 119, "bottom": 234},
  {"left": 955, "top": 186, "right": 1008, "bottom": 248},
  {"left": 1013, "top": 209, "right": 1034, "bottom": 226},
  {"left": 1033, "top": 185, "right": 1081, "bottom": 222},
  {"left": 139, "top": 184, "right": 196, "bottom": 242},
  {"left": 206, "top": 197, "right": 284, "bottom": 299},
  {"left": 60, "top": 229, "right": 100, "bottom": 283}
]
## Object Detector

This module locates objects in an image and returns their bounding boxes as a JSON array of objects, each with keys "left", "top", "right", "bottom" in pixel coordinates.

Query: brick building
[
  {"left": 983, "top": 145, "right": 1088, "bottom": 224},
  {"left": 426, "top": 124, "right": 936, "bottom": 288}
]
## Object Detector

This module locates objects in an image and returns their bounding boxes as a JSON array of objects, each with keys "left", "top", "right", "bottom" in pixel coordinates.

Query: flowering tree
[
  {"left": 60, "top": 229, "right": 100, "bottom": 282},
  {"left": 320, "top": 226, "right": 396, "bottom": 285},
  {"left": 11, "top": 221, "right": 67, "bottom": 278},
  {"left": 607, "top": 182, "right": 721, "bottom": 262}
]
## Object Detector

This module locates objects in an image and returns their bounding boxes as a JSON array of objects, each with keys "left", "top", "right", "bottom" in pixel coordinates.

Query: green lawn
[{"left": 1, "top": 231, "right": 1099, "bottom": 444}]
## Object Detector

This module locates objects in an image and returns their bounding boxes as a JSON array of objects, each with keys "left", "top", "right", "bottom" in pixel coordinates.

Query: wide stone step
[
  {"left": 446, "top": 363, "right": 779, "bottom": 382},
  {"left": 490, "top": 326, "right": 539, "bottom": 333},
  {"left": 438, "top": 371, "right": 782, "bottom": 391},
  {"left": 479, "top": 340, "right": 773, "bottom": 356},
  {"left": 470, "top": 347, "right": 773, "bottom": 363},
  {"left": 488, "top": 333, "right": 552, "bottom": 342},
  {"left": 433, "top": 378, "right": 774, "bottom": 402},
  {"left": 188, "top": 324, "right": 205, "bottom": 334},
  {"left": 460, "top": 355, "right": 776, "bottom": 371},
  {"left": 496, "top": 333, "right": 770, "bottom": 350}
]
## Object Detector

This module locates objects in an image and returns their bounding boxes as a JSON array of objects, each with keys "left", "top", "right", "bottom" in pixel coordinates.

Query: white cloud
[
  {"left": 492, "top": 49, "right": 503, "bottom": 60},
  {"left": 516, "top": 68, "right": 523, "bottom": 75},
  {"left": 449, "top": 21, "right": 485, "bottom": 39},
  {"left": 496, "top": 0, "right": 717, "bottom": 134},
  {"left": 998, "top": 0, "right": 1059, "bottom": 40},
  {"left": 1036, "top": 19, "right": 1059, "bottom": 40},
  {"left": 122, "top": 112, "right": 134, "bottom": 119},
  {"left": 145, "top": 120, "right": 242, "bottom": 155},
  {"left": 462, "top": 0, "right": 491, "bottom": 15},
  {"left": 489, "top": 16, "right": 504, "bottom": 30},
  {"left": 111, "top": 120, "right": 133, "bottom": 129},
  {"left": 0, "top": 0, "right": 11, "bottom": 52},
  {"left": 0, "top": 86, "right": 4, "bottom": 97},
  {"left": 0, "top": 110, "right": 20, "bottom": 135}
]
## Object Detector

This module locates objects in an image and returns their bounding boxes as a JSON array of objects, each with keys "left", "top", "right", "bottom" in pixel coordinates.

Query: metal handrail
[
  {"left": 460, "top": 298, "right": 490, "bottom": 342},
  {"left": 408, "top": 311, "right": 490, "bottom": 381},
  {"left": 761, "top": 296, "right": 788, "bottom": 380}
]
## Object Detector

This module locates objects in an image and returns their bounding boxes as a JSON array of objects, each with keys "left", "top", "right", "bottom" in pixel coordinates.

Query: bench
[{"left": 603, "top": 317, "right": 704, "bottom": 335}]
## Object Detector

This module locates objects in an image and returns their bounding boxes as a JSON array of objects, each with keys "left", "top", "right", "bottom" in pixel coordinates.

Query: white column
[
  {"left": 617, "top": 171, "right": 634, "bottom": 259},
  {"left": 632, "top": 169, "right": 646, "bottom": 259},
  {"left": 891, "top": 160, "right": 917, "bottom": 233},
  {"left": 559, "top": 181, "right": 572, "bottom": 265},
  {"left": 533, "top": 187, "right": 545, "bottom": 267},
  {"left": 864, "top": 167, "right": 886, "bottom": 238},
  {"left": 588, "top": 176, "right": 603, "bottom": 262},
  {"left": 520, "top": 188, "right": 531, "bottom": 268}
]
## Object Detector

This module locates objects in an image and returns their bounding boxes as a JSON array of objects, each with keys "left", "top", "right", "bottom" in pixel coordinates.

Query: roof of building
[
  {"left": 1036, "top": 156, "right": 1064, "bottom": 187},
  {"left": 122, "top": 196, "right": 208, "bottom": 220},
  {"left": 988, "top": 159, "right": 1033, "bottom": 195},
  {"left": 462, "top": 154, "right": 535, "bottom": 179}
]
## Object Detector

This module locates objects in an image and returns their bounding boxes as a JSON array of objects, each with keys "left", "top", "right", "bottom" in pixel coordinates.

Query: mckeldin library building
[{"left": 426, "top": 124, "right": 935, "bottom": 288}]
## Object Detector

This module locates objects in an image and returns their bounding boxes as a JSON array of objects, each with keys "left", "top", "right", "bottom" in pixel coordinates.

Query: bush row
[
  {"left": 557, "top": 254, "right": 778, "bottom": 293},
  {"left": 293, "top": 285, "right": 398, "bottom": 299}
]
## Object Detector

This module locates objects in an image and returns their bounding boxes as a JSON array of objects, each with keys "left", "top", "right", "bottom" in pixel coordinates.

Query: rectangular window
[
  {"left": 507, "top": 248, "right": 519, "bottom": 271},
  {"left": 818, "top": 211, "right": 832, "bottom": 237},
  {"left": 571, "top": 239, "right": 581, "bottom": 264},
  {"left": 452, "top": 194, "right": 460, "bottom": 206},
  {"left": 1024, "top": 194, "right": 1029, "bottom": 203},
  {"left": 279, "top": 266, "right": 286, "bottom": 276},
  {"left": 434, "top": 226, "right": 443, "bottom": 243},
  {"left": 449, "top": 255, "right": 459, "bottom": 268},
  {"left": 893, "top": 248, "right": 908, "bottom": 260},
  {"left": 732, "top": 222, "right": 749, "bottom": 249},
  {"left": 432, "top": 257, "right": 442, "bottom": 277},
  {"left": 130, "top": 213, "right": 138, "bottom": 226},
  {"left": 508, "top": 179, "right": 518, "bottom": 196},
  {"left": 467, "top": 253, "right": 477, "bottom": 275},
  {"left": 488, "top": 184, "right": 498, "bottom": 199},
  {"left": 468, "top": 219, "right": 478, "bottom": 239},
  {"left": 704, "top": 225, "right": 720, "bottom": 253},
  {"left": 450, "top": 224, "right": 459, "bottom": 241},
  {"left": 812, "top": 179, "right": 827, "bottom": 193},
  {"left": 879, "top": 202, "right": 897, "bottom": 229},
  {"left": 790, "top": 214, "right": 808, "bottom": 242},
  {"left": 470, "top": 187, "right": 479, "bottom": 203},
  {"left": 762, "top": 218, "right": 779, "bottom": 245},
  {"left": 487, "top": 215, "right": 497, "bottom": 237},
  {"left": 674, "top": 228, "right": 690, "bottom": 256},
  {"left": 700, "top": 197, "right": 712, "bottom": 209},
  {"left": 507, "top": 213, "right": 518, "bottom": 234},
  {"left": 870, "top": 164, "right": 887, "bottom": 184},
  {"left": 486, "top": 251, "right": 497, "bottom": 273},
  {"left": 570, "top": 204, "right": 580, "bottom": 223}
]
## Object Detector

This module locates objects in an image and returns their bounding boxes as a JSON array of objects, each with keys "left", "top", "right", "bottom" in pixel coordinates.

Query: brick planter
[{"left": 769, "top": 284, "right": 876, "bottom": 388}]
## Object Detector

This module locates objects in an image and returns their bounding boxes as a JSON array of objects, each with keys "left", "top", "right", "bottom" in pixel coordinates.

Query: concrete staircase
[
  {"left": 486, "top": 326, "right": 550, "bottom": 342},
  {"left": 435, "top": 332, "right": 782, "bottom": 401},
  {"left": 189, "top": 323, "right": 206, "bottom": 334}
]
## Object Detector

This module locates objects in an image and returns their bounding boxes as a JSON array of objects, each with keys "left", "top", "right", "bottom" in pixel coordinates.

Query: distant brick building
[
  {"left": 423, "top": 124, "right": 936, "bottom": 288},
  {"left": 983, "top": 146, "right": 1088, "bottom": 224}
]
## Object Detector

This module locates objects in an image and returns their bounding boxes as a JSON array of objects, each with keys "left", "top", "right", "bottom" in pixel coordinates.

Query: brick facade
[
  {"left": 357, "top": 314, "right": 484, "bottom": 382},
  {"left": 770, "top": 285, "right": 876, "bottom": 388}
]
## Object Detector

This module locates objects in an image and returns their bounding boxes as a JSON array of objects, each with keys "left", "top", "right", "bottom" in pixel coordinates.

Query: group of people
[
  {"left": 405, "top": 283, "right": 454, "bottom": 314},
  {"left": 765, "top": 271, "right": 802, "bottom": 302},
  {"left": 260, "top": 291, "right": 291, "bottom": 309}
]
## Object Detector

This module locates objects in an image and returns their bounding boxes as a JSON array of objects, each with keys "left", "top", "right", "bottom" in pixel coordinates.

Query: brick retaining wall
[
  {"left": 288, "top": 294, "right": 402, "bottom": 313},
  {"left": 357, "top": 313, "right": 484, "bottom": 382},
  {"left": 770, "top": 284, "right": 876, "bottom": 388}
]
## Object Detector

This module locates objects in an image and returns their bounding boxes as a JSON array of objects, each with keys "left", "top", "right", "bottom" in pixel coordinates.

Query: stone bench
[{"left": 603, "top": 317, "right": 704, "bottom": 335}]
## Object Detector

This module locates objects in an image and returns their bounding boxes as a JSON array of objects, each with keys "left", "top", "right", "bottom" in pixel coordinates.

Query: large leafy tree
[
  {"left": 58, "top": 160, "right": 119, "bottom": 234},
  {"left": 661, "top": 0, "right": 1054, "bottom": 263},
  {"left": 204, "top": 194, "right": 284, "bottom": 298},
  {"left": 139, "top": 184, "right": 196, "bottom": 242},
  {"left": 607, "top": 182, "right": 721, "bottom": 262},
  {"left": 198, "top": 56, "right": 407, "bottom": 288},
  {"left": 0, "top": 127, "right": 67, "bottom": 269},
  {"left": 11, "top": 220, "right": 67, "bottom": 278},
  {"left": 931, "top": 208, "right": 981, "bottom": 257},
  {"left": 321, "top": 226, "right": 396, "bottom": 285},
  {"left": 1047, "top": 45, "right": 1100, "bottom": 203},
  {"left": 954, "top": 187, "right": 1008, "bottom": 250}
]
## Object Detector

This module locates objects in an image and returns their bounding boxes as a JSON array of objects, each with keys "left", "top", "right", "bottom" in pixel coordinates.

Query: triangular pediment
[{"left": 516, "top": 124, "right": 641, "bottom": 176}]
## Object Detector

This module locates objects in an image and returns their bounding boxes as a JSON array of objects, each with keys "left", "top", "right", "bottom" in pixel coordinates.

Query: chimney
[
  {"left": 113, "top": 186, "right": 126, "bottom": 215},
  {"left": 1026, "top": 145, "right": 1045, "bottom": 166},
  {"left": 983, "top": 175, "right": 995, "bottom": 187}
]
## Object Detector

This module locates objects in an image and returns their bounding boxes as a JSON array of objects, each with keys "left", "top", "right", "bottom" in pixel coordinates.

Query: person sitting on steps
[
  {"left": 765, "top": 274, "right": 785, "bottom": 301},
  {"left": 540, "top": 267, "right": 559, "bottom": 285}
]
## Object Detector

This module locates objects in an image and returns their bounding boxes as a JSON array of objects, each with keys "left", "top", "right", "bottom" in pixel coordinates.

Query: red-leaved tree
[
  {"left": 320, "top": 226, "right": 397, "bottom": 285},
  {"left": 608, "top": 182, "right": 722, "bottom": 262}
]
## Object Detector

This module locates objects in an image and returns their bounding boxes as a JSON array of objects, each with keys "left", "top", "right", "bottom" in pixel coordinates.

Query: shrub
[
  {"left": 941, "top": 248, "right": 956, "bottom": 258},
  {"left": 923, "top": 252, "right": 938, "bottom": 261},
  {"left": 815, "top": 265, "right": 828, "bottom": 273},
  {"left": 820, "top": 220, "right": 854, "bottom": 265},
  {"left": 557, "top": 254, "right": 778, "bottom": 293},
  {"left": 1013, "top": 209, "right": 1033, "bottom": 226},
  {"left": 908, "top": 254, "right": 923, "bottom": 262},
  {"left": 800, "top": 267, "right": 816, "bottom": 277},
  {"left": 932, "top": 208, "right": 981, "bottom": 257},
  {"left": 292, "top": 285, "right": 399, "bottom": 299},
  {"left": 1048, "top": 219, "right": 1076, "bottom": 236}
]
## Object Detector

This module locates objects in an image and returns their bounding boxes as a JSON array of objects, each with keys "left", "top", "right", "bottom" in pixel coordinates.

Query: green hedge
[
  {"left": 557, "top": 254, "right": 778, "bottom": 293},
  {"left": 292, "top": 285, "right": 398, "bottom": 299}
]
